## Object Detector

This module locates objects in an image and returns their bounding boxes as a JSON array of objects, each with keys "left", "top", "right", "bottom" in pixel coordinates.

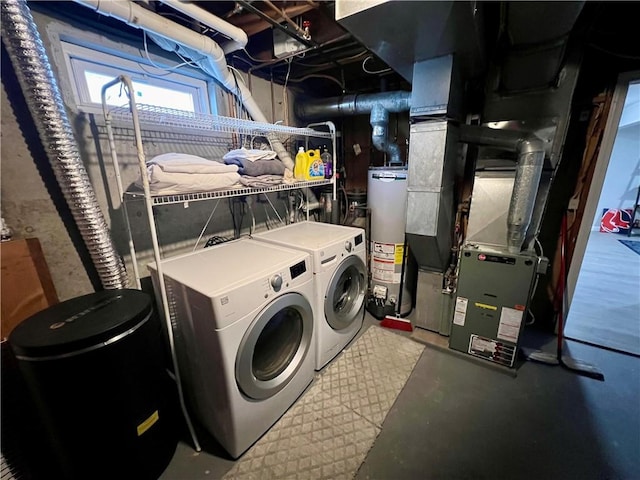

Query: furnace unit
[{"left": 449, "top": 245, "right": 542, "bottom": 367}]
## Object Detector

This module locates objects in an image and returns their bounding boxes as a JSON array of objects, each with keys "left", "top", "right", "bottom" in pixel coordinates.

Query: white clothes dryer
[
  {"left": 148, "top": 239, "right": 315, "bottom": 459},
  {"left": 254, "top": 222, "right": 367, "bottom": 370}
]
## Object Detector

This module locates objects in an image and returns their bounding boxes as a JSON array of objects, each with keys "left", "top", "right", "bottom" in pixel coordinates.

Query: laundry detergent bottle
[
  {"left": 306, "top": 148, "right": 324, "bottom": 180},
  {"left": 321, "top": 147, "right": 333, "bottom": 179},
  {"left": 294, "top": 147, "right": 308, "bottom": 180}
]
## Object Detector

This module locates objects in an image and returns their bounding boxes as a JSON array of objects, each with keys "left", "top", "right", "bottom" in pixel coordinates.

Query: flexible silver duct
[
  {"left": 370, "top": 104, "right": 402, "bottom": 165},
  {"left": 506, "top": 139, "right": 545, "bottom": 253},
  {"left": 1, "top": 0, "right": 128, "bottom": 289},
  {"left": 459, "top": 125, "right": 545, "bottom": 253}
]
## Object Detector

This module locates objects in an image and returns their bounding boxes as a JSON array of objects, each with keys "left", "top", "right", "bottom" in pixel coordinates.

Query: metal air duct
[
  {"left": 459, "top": 125, "right": 545, "bottom": 253},
  {"left": 1, "top": 0, "right": 128, "bottom": 289},
  {"left": 297, "top": 91, "right": 411, "bottom": 120},
  {"left": 370, "top": 104, "right": 402, "bottom": 165},
  {"left": 297, "top": 91, "right": 410, "bottom": 164}
]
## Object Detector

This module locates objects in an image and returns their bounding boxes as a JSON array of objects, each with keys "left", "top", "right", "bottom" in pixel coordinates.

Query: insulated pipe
[
  {"left": 158, "top": 0, "right": 248, "bottom": 54},
  {"left": 296, "top": 91, "right": 411, "bottom": 120},
  {"left": 1, "top": 0, "right": 128, "bottom": 289},
  {"left": 459, "top": 124, "right": 545, "bottom": 253},
  {"left": 370, "top": 104, "right": 402, "bottom": 165},
  {"left": 73, "top": 0, "right": 296, "bottom": 171}
]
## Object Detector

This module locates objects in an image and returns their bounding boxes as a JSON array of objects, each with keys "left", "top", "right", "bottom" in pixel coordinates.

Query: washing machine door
[
  {"left": 236, "top": 292, "right": 313, "bottom": 400},
  {"left": 325, "top": 255, "right": 367, "bottom": 330}
]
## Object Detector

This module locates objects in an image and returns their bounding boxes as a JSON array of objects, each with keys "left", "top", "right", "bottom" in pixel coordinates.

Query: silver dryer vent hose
[{"left": 1, "top": 0, "right": 128, "bottom": 289}]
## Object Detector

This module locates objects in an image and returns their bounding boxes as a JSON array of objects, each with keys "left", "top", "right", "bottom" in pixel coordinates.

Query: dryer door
[
  {"left": 325, "top": 255, "right": 367, "bottom": 330},
  {"left": 236, "top": 292, "right": 313, "bottom": 400}
]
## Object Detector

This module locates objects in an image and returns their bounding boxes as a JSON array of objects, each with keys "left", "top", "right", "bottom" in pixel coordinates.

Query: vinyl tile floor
[
  {"left": 161, "top": 313, "right": 640, "bottom": 480},
  {"left": 565, "top": 231, "right": 640, "bottom": 355}
]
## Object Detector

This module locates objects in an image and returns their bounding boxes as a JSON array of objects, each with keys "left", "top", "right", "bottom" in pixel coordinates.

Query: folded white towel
[
  {"left": 222, "top": 148, "right": 277, "bottom": 162},
  {"left": 148, "top": 153, "right": 238, "bottom": 174},
  {"left": 140, "top": 168, "right": 241, "bottom": 195}
]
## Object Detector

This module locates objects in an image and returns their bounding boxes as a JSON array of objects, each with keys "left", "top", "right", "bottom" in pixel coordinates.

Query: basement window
[{"left": 61, "top": 42, "right": 214, "bottom": 114}]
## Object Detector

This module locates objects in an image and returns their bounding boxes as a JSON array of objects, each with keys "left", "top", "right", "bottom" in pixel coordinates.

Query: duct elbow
[
  {"left": 370, "top": 104, "right": 402, "bottom": 165},
  {"left": 518, "top": 137, "right": 545, "bottom": 161}
]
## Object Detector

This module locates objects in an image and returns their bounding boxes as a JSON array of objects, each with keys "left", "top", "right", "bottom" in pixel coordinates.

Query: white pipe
[
  {"left": 73, "top": 0, "right": 295, "bottom": 170},
  {"left": 158, "top": 0, "right": 248, "bottom": 54}
]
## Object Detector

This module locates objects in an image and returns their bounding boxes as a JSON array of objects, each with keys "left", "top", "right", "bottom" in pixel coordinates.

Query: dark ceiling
[
  {"left": 154, "top": 1, "right": 639, "bottom": 100},
  {"left": 33, "top": 1, "right": 640, "bottom": 101},
  {"left": 157, "top": 0, "right": 413, "bottom": 96}
]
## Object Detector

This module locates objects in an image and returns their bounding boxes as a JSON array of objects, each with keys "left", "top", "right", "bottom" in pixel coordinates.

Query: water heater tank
[{"left": 367, "top": 167, "right": 411, "bottom": 314}]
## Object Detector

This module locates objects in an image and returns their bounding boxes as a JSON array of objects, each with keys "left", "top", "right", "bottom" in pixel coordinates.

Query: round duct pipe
[
  {"left": 296, "top": 91, "right": 411, "bottom": 120},
  {"left": 370, "top": 104, "right": 402, "bottom": 165},
  {"left": 1, "top": 0, "right": 128, "bottom": 289}
]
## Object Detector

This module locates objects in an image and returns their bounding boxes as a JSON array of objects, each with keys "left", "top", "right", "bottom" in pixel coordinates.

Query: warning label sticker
[
  {"left": 497, "top": 307, "right": 524, "bottom": 343},
  {"left": 372, "top": 258, "right": 394, "bottom": 282},
  {"left": 469, "top": 335, "right": 496, "bottom": 357},
  {"left": 394, "top": 245, "right": 404, "bottom": 264},
  {"left": 372, "top": 242, "right": 396, "bottom": 261},
  {"left": 453, "top": 296, "right": 468, "bottom": 326}
]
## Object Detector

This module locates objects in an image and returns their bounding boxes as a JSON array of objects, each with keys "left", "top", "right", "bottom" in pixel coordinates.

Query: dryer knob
[
  {"left": 270, "top": 274, "right": 283, "bottom": 291},
  {"left": 345, "top": 241, "right": 353, "bottom": 252}
]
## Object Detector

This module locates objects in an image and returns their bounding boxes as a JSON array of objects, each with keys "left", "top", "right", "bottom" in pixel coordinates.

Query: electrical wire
[
  {"left": 247, "top": 198, "right": 256, "bottom": 235},
  {"left": 227, "top": 65, "right": 248, "bottom": 87},
  {"left": 294, "top": 50, "right": 368, "bottom": 68},
  {"left": 534, "top": 237, "right": 545, "bottom": 257},
  {"left": 231, "top": 55, "right": 254, "bottom": 69},
  {"left": 288, "top": 74, "right": 345, "bottom": 90},
  {"left": 283, "top": 58, "right": 293, "bottom": 125},
  {"left": 242, "top": 48, "right": 268, "bottom": 64},
  {"left": 193, "top": 200, "right": 221, "bottom": 251},
  {"left": 362, "top": 55, "right": 392, "bottom": 75},
  {"left": 265, "top": 194, "right": 285, "bottom": 225},
  {"left": 140, "top": 31, "right": 196, "bottom": 75},
  {"left": 588, "top": 43, "right": 640, "bottom": 60}
]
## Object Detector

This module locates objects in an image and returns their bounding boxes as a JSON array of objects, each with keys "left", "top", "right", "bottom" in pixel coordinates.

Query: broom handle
[
  {"left": 557, "top": 213, "right": 567, "bottom": 357},
  {"left": 395, "top": 234, "right": 408, "bottom": 317}
]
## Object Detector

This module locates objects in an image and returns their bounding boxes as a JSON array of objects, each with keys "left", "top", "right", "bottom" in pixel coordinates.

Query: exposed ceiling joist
[{"left": 228, "top": 2, "right": 316, "bottom": 38}]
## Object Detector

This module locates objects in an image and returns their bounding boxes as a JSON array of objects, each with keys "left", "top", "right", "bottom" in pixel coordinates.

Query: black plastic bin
[{"left": 8, "top": 289, "right": 178, "bottom": 480}]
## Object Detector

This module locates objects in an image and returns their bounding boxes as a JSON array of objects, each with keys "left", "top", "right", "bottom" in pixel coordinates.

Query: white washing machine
[
  {"left": 148, "top": 238, "right": 316, "bottom": 459},
  {"left": 254, "top": 221, "right": 367, "bottom": 370}
]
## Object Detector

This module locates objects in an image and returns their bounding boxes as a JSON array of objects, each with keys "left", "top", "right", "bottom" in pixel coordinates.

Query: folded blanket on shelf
[
  {"left": 223, "top": 148, "right": 277, "bottom": 162},
  {"left": 224, "top": 157, "right": 286, "bottom": 176},
  {"left": 138, "top": 153, "right": 240, "bottom": 195},
  {"left": 239, "top": 175, "right": 285, "bottom": 188},
  {"left": 148, "top": 153, "right": 239, "bottom": 174}
]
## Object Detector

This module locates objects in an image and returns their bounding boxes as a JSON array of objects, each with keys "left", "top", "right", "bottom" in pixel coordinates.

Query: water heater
[{"left": 367, "top": 166, "right": 411, "bottom": 315}]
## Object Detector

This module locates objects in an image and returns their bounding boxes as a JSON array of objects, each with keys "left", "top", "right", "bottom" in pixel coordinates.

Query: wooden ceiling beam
[{"left": 227, "top": 4, "right": 316, "bottom": 37}]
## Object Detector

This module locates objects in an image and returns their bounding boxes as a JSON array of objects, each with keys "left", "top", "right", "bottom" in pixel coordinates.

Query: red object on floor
[
  {"left": 600, "top": 208, "right": 632, "bottom": 233},
  {"left": 380, "top": 316, "right": 413, "bottom": 332}
]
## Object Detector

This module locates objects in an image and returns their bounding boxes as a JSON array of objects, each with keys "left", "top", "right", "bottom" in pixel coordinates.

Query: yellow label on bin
[{"left": 137, "top": 410, "right": 159, "bottom": 436}]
